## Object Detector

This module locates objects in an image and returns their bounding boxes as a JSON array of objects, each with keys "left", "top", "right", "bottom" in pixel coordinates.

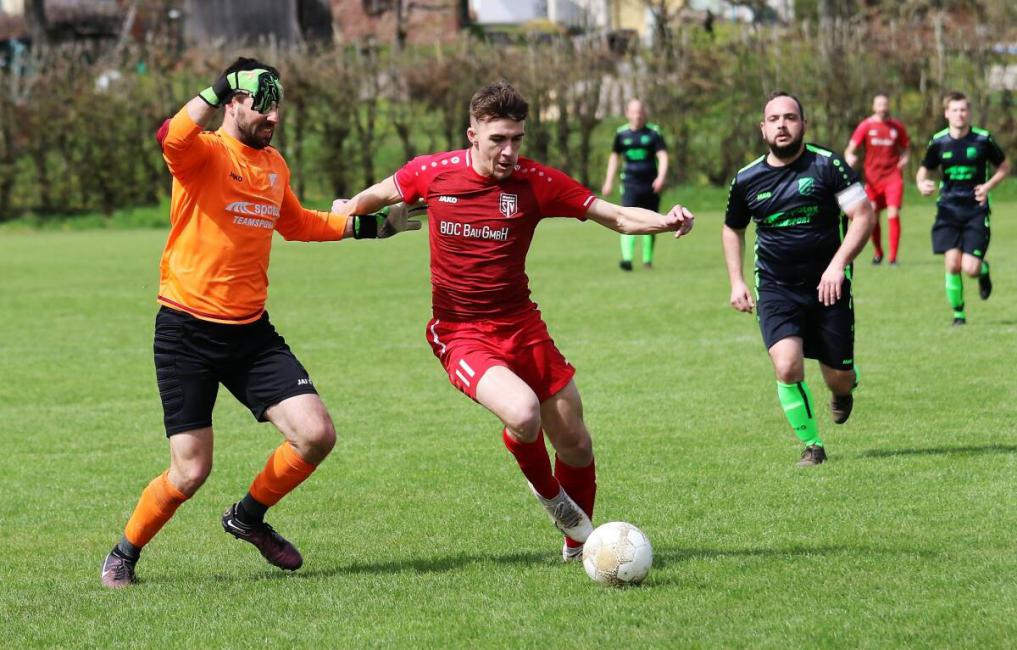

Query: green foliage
[{"left": 1, "top": 198, "right": 1015, "bottom": 646}]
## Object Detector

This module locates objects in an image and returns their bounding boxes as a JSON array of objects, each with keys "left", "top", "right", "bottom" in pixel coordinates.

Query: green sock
[
  {"left": 642, "top": 234, "right": 656, "bottom": 265},
  {"left": 620, "top": 234, "right": 636, "bottom": 262},
  {"left": 776, "top": 381, "right": 822, "bottom": 447},
  {"left": 945, "top": 272, "right": 965, "bottom": 319},
  {"left": 980, "top": 260, "right": 990, "bottom": 277}
]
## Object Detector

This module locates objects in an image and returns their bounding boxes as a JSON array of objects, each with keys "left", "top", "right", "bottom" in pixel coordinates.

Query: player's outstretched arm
[
  {"left": 332, "top": 176, "right": 403, "bottom": 217},
  {"left": 722, "top": 225, "right": 754, "bottom": 313},
  {"left": 818, "top": 190, "right": 875, "bottom": 306},
  {"left": 329, "top": 176, "right": 424, "bottom": 239},
  {"left": 585, "top": 198, "right": 694, "bottom": 238},
  {"left": 916, "top": 166, "right": 937, "bottom": 196}
]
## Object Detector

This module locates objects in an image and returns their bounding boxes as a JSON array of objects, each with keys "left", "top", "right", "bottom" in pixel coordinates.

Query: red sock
[
  {"left": 888, "top": 217, "right": 901, "bottom": 262},
  {"left": 502, "top": 429, "right": 559, "bottom": 499},
  {"left": 554, "top": 456, "right": 597, "bottom": 548},
  {"left": 871, "top": 218, "right": 883, "bottom": 257}
]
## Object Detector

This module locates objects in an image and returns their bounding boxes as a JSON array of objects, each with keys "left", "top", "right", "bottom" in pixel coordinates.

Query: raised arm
[{"left": 584, "top": 198, "right": 694, "bottom": 238}]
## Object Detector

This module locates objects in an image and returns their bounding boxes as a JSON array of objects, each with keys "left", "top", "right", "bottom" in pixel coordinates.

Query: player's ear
[{"left": 466, "top": 126, "right": 477, "bottom": 146}]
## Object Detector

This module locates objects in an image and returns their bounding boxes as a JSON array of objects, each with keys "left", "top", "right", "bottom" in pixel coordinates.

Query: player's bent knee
[
  {"left": 501, "top": 400, "right": 542, "bottom": 441},
  {"left": 298, "top": 417, "right": 337, "bottom": 458},
  {"left": 170, "top": 459, "right": 212, "bottom": 496}
]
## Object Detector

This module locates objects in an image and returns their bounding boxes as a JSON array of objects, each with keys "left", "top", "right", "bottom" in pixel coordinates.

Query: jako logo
[
  {"left": 438, "top": 196, "right": 458, "bottom": 204},
  {"left": 229, "top": 171, "right": 243, "bottom": 182},
  {"left": 225, "top": 201, "right": 280, "bottom": 218}
]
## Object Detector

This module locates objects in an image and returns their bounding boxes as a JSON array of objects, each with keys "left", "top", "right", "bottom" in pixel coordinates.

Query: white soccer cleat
[
  {"left": 528, "top": 483, "right": 594, "bottom": 544},
  {"left": 562, "top": 542, "right": 584, "bottom": 562}
]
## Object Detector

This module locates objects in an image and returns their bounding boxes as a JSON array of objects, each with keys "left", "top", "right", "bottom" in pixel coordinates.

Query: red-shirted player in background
[
  {"left": 334, "top": 81, "right": 694, "bottom": 561},
  {"left": 845, "top": 93, "right": 911, "bottom": 265}
]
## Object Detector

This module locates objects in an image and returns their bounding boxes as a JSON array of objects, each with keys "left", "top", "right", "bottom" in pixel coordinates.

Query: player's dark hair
[
  {"left": 764, "top": 91, "right": 805, "bottom": 120},
  {"left": 470, "top": 81, "right": 529, "bottom": 123},
  {"left": 942, "top": 91, "right": 968, "bottom": 110},
  {"left": 221, "top": 57, "right": 280, "bottom": 105}
]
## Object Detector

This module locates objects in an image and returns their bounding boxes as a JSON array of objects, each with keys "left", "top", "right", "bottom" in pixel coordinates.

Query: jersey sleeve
[
  {"left": 394, "top": 152, "right": 463, "bottom": 204},
  {"left": 829, "top": 153, "right": 861, "bottom": 193},
  {"left": 897, "top": 122, "right": 910, "bottom": 149},
  {"left": 849, "top": 120, "right": 868, "bottom": 147},
  {"left": 611, "top": 132, "right": 624, "bottom": 154},
  {"left": 275, "top": 172, "right": 350, "bottom": 242},
  {"left": 986, "top": 134, "right": 1006, "bottom": 166},
  {"left": 654, "top": 131, "right": 667, "bottom": 153},
  {"left": 530, "top": 164, "right": 596, "bottom": 219},
  {"left": 921, "top": 139, "right": 940, "bottom": 170},
  {"left": 161, "top": 106, "right": 215, "bottom": 181},
  {"left": 724, "top": 176, "right": 751, "bottom": 229}
]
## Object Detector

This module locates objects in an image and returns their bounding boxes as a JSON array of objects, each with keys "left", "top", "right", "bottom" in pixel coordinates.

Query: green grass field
[{"left": 1, "top": 194, "right": 1015, "bottom": 648}]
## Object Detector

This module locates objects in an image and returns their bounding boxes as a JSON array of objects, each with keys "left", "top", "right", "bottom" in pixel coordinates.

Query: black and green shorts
[
  {"left": 756, "top": 279, "right": 855, "bottom": 370},
  {"left": 932, "top": 206, "right": 990, "bottom": 258}
]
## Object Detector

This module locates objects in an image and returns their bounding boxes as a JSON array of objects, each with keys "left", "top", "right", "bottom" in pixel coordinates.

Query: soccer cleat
[
  {"left": 529, "top": 484, "right": 594, "bottom": 544},
  {"left": 830, "top": 393, "right": 853, "bottom": 424},
  {"left": 889, "top": 260, "right": 899, "bottom": 267},
  {"left": 222, "top": 503, "right": 303, "bottom": 571},
  {"left": 643, "top": 262, "right": 653, "bottom": 270},
  {"left": 562, "top": 542, "right": 584, "bottom": 562},
  {"left": 796, "top": 445, "right": 827, "bottom": 468},
  {"left": 952, "top": 317, "right": 966, "bottom": 327},
  {"left": 979, "top": 262, "right": 992, "bottom": 300},
  {"left": 871, "top": 255, "right": 883, "bottom": 265},
  {"left": 619, "top": 260, "right": 633, "bottom": 272},
  {"left": 100, "top": 547, "right": 137, "bottom": 589}
]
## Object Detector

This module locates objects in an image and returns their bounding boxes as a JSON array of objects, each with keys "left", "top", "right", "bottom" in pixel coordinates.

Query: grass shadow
[{"left": 858, "top": 444, "right": 1017, "bottom": 459}]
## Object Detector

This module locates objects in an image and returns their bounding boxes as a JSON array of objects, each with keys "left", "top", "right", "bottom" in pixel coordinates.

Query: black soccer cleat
[
  {"left": 619, "top": 260, "right": 633, "bottom": 272},
  {"left": 796, "top": 445, "right": 827, "bottom": 468},
  {"left": 222, "top": 503, "right": 303, "bottom": 571},
  {"left": 979, "top": 262, "right": 992, "bottom": 300},
  {"left": 100, "top": 547, "right": 138, "bottom": 589},
  {"left": 952, "top": 317, "right": 967, "bottom": 327},
  {"left": 830, "top": 393, "right": 854, "bottom": 424},
  {"left": 871, "top": 255, "right": 883, "bottom": 265}
]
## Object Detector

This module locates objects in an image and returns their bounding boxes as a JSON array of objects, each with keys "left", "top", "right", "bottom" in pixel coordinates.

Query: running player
[
  {"left": 916, "top": 91, "right": 1009, "bottom": 325},
  {"left": 845, "top": 93, "right": 910, "bottom": 265},
  {"left": 334, "top": 81, "right": 694, "bottom": 560},
  {"left": 100, "top": 58, "right": 419, "bottom": 588},
  {"left": 601, "top": 99, "right": 669, "bottom": 270},
  {"left": 723, "top": 92, "right": 874, "bottom": 467}
]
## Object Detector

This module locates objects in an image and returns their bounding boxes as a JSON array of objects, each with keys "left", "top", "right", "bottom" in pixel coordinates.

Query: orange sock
[
  {"left": 124, "top": 471, "right": 189, "bottom": 548},
  {"left": 248, "top": 442, "right": 317, "bottom": 507}
]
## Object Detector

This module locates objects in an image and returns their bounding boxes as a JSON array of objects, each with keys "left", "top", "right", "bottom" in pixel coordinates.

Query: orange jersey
[{"left": 158, "top": 107, "right": 349, "bottom": 324}]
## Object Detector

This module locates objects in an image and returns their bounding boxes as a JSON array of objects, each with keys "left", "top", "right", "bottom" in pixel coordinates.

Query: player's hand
[
  {"left": 665, "top": 204, "right": 695, "bottom": 239},
  {"left": 917, "top": 179, "right": 937, "bottom": 196},
  {"left": 974, "top": 183, "right": 989, "bottom": 205},
  {"left": 730, "top": 282, "right": 755, "bottom": 313},
  {"left": 199, "top": 67, "right": 282, "bottom": 112},
  {"left": 818, "top": 265, "right": 845, "bottom": 306},
  {"left": 601, "top": 182, "right": 612, "bottom": 197},
  {"left": 652, "top": 176, "right": 665, "bottom": 194},
  {"left": 331, "top": 198, "right": 351, "bottom": 214},
  {"left": 377, "top": 202, "right": 426, "bottom": 238}
]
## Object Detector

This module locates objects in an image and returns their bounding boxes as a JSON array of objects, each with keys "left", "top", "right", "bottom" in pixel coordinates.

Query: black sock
[
  {"left": 116, "top": 537, "right": 141, "bottom": 562},
  {"left": 236, "top": 493, "right": 268, "bottom": 526}
]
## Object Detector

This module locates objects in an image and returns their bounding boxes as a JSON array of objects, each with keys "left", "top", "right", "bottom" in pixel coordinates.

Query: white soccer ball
[{"left": 582, "top": 521, "right": 653, "bottom": 586}]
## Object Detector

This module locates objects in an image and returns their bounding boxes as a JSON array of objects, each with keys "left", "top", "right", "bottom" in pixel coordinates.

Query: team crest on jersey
[
  {"left": 798, "top": 177, "right": 814, "bottom": 196},
  {"left": 966, "top": 146, "right": 978, "bottom": 159},
  {"left": 499, "top": 193, "right": 518, "bottom": 218},
  {"left": 889, "top": 128, "right": 898, "bottom": 140}
]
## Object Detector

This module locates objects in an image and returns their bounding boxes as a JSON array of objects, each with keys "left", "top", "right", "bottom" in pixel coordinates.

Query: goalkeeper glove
[
  {"left": 199, "top": 68, "right": 283, "bottom": 113},
  {"left": 352, "top": 203, "right": 426, "bottom": 239}
]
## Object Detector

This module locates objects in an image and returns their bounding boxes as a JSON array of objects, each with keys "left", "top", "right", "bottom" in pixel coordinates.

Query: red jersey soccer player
[
  {"left": 334, "top": 81, "right": 694, "bottom": 561},
  {"left": 845, "top": 93, "right": 910, "bottom": 265}
]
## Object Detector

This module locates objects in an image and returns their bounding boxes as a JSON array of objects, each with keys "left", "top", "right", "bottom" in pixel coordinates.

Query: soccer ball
[{"left": 582, "top": 522, "right": 653, "bottom": 586}]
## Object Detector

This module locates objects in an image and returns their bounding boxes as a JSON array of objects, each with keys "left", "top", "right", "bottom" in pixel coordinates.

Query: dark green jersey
[
  {"left": 612, "top": 124, "right": 666, "bottom": 188},
  {"left": 921, "top": 127, "right": 1005, "bottom": 216},
  {"left": 725, "top": 144, "right": 862, "bottom": 286}
]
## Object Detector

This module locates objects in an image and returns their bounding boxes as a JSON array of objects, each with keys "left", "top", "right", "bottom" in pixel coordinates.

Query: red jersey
[
  {"left": 395, "top": 150, "right": 595, "bottom": 321},
  {"left": 849, "top": 116, "right": 910, "bottom": 183}
]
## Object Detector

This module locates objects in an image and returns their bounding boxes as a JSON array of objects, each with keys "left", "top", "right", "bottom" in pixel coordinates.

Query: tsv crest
[{"left": 499, "top": 193, "right": 518, "bottom": 218}]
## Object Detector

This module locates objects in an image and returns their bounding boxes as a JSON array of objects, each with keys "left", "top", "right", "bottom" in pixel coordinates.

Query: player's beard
[
  {"left": 767, "top": 130, "right": 804, "bottom": 161},
  {"left": 237, "top": 114, "right": 275, "bottom": 150}
]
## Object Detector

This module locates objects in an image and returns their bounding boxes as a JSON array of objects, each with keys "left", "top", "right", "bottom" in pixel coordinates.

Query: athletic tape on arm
[{"left": 836, "top": 182, "right": 867, "bottom": 212}]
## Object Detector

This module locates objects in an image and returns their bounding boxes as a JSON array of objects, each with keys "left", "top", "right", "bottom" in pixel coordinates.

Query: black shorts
[
  {"left": 931, "top": 208, "right": 990, "bottom": 257},
  {"left": 621, "top": 186, "right": 661, "bottom": 212},
  {"left": 154, "top": 306, "right": 318, "bottom": 436},
  {"left": 756, "top": 279, "right": 855, "bottom": 370}
]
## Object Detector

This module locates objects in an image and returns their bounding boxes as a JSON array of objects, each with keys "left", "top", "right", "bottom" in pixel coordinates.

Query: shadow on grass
[{"left": 858, "top": 444, "right": 1017, "bottom": 459}]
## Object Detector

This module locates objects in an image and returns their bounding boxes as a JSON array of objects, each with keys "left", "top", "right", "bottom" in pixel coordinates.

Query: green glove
[
  {"left": 353, "top": 204, "right": 426, "bottom": 239},
  {"left": 199, "top": 68, "right": 283, "bottom": 113}
]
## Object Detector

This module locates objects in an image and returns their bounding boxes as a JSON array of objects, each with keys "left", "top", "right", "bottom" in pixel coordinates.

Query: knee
[
  {"left": 773, "top": 359, "right": 803, "bottom": 384},
  {"left": 297, "top": 416, "right": 337, "bottom": 460},
  {"left": 501, "top": 399, "right": 542, "bottom": 442},
  {"left": 171, "top": 458, "right": 212, "bottom": 496},
  {"left": 963, "top": 260, "right": 981, "bottom": 277},
  {"left": 556, "top": 427, "right": 593, "bottom": 464}
]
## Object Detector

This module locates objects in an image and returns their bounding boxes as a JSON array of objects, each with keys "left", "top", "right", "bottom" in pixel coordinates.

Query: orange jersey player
[{"left": 100, "top": 57, "right": 420, "bottom": 588}]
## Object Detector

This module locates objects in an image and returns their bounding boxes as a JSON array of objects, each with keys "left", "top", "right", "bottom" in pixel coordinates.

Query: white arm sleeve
[{"left": 836, "top": 182, "right": 867, "bottom": 212}]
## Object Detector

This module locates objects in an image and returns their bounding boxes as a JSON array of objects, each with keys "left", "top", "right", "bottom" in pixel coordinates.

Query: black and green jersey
[
  {"left": 725, "top": 144, "right": 862, "bottom": 286},
  {"left": 921, "top": 127, "right": 1005, "bottom": 216},
  {"left": 612, "top": 124, "right": 666, "bottom": 188}
]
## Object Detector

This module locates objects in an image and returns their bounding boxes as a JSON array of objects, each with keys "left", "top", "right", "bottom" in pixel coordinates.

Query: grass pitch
[{"left": 1, "top": 192, "right": 1015, "bottom": 648}]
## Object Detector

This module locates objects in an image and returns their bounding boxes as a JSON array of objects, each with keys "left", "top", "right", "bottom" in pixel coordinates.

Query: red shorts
[
  {"left": 425, "top": 308, "right": 575, "bottom": 403},
  {"left": 865, "top": 174, "right": 904, "bottom": 212}
]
